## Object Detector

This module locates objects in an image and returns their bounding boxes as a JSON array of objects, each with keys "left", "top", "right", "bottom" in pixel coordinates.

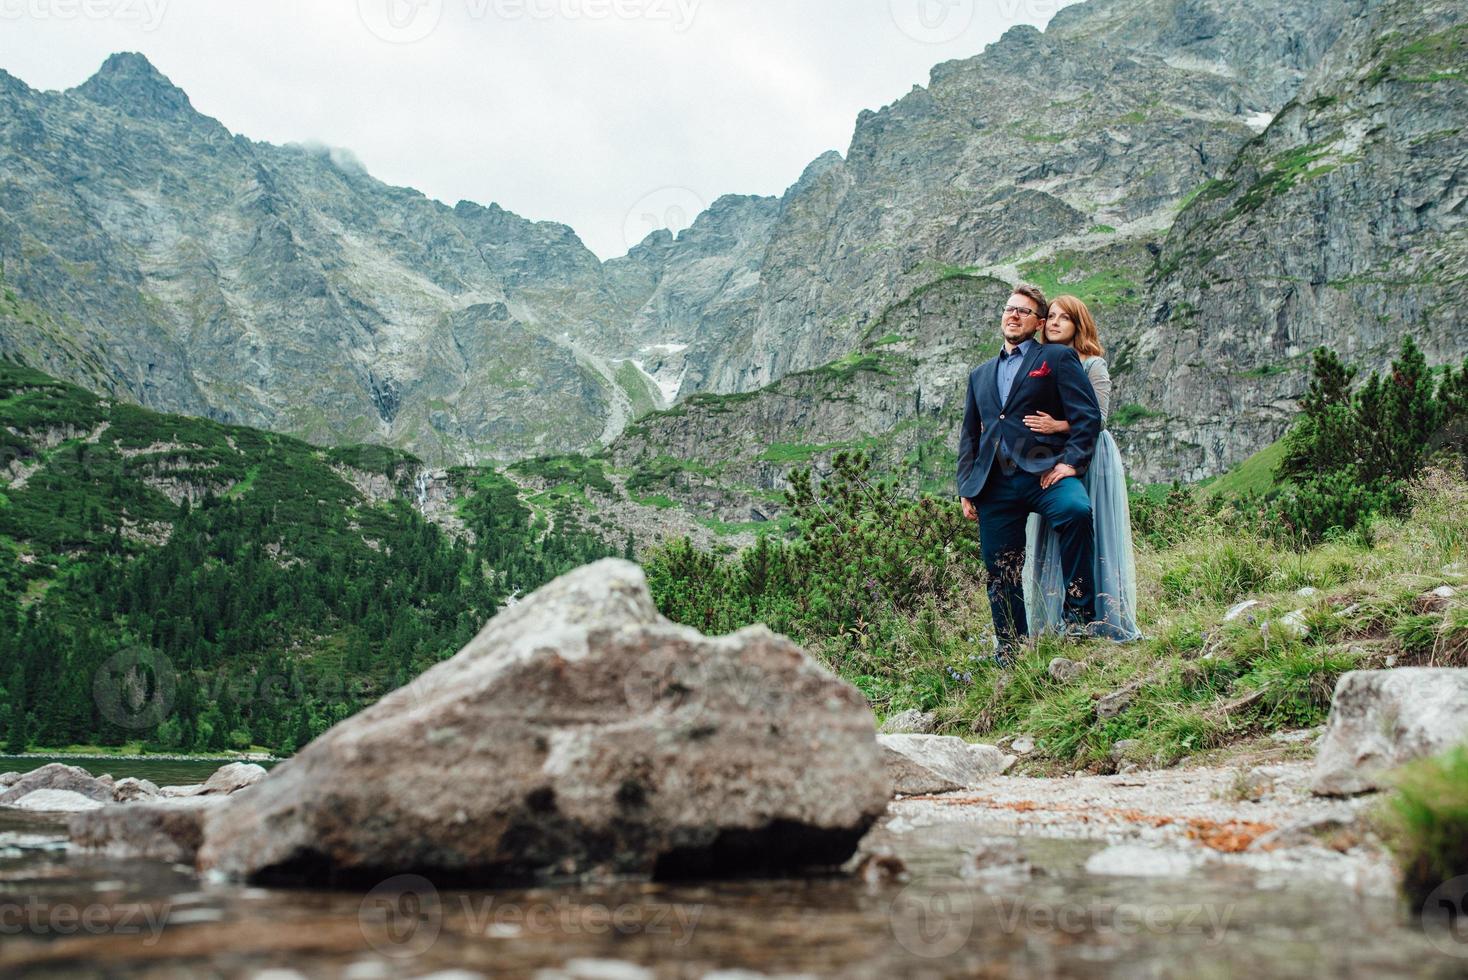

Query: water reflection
[{"left": 0, "top": 803, "right": 1460, "bottom": 978}]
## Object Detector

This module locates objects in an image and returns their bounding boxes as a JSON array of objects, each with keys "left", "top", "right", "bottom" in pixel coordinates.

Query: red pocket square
[{"left": 1028, "top": 361, "right": 1052, "bottom": 378}]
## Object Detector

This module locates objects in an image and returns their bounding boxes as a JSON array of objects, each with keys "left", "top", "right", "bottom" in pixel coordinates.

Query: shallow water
[
  {"left": 0, "top": 756, "right": 277, "bottom": 788},
  {"left": 1, "top": 798, "right": 1463, "bottom": 978}
]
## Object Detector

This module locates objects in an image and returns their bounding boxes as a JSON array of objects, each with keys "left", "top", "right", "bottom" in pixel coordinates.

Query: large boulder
[
  {"left": 199, "top": 762, "right": 266, "bottom": 794},
  {"left": 0, "top": 763, "right": 114, "bottom": 805},
  {"left": 1312, "top": 669, "right": 1468, "bottom": 795},
  {"left": 198, "top": 560, "right": 889, "bottom": 885},
  {"left": 71, "top": 797, "right": 227, "bottom": 863},
  {"left": 879, "top": 734, "right": 1015, "bottom": 796}
]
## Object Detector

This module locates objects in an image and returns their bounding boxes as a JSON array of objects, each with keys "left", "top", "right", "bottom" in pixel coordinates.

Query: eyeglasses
[{"left": 1004, "top": 305, "right": 1038, "bottom": 318}]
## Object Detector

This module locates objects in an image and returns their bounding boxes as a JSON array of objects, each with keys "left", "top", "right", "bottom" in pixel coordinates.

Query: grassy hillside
[{"left": 646, "top": 454, "right": 1467, "bottom": 772}]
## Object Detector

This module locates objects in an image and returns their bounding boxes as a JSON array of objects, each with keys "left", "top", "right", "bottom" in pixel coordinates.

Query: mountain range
[{"left": 0, "top": 0, "right": 1463, "bottom": 490}]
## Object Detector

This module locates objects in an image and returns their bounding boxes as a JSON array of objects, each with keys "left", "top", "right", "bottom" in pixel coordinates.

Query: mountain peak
[{"left": 73, "top": 52, "right": 197, "bottom": 122}]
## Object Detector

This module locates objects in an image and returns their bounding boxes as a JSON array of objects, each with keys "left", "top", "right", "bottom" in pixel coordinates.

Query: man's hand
[
  {"left": 961, "top": 496, "right": 978, "bottom": 521},
  {"left": 1039, "top": 463, "right": 1077, "bottom": 490},
  {"left": 1023, "top": 411, "right": 1070, "bottom": 434}
]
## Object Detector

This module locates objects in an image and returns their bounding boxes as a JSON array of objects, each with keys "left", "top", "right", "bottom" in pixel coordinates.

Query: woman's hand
[{"left": 1023, "top": 411, "right": 1070, "bottom": 434}]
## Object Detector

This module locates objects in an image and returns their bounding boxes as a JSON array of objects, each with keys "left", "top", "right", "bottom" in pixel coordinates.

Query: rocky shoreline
[{"left": 0, "top": 752, "right": 279, "bottom": 763}]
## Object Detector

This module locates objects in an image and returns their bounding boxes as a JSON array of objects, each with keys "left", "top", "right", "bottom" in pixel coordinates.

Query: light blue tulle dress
[{"left": 1023, "top": 355, "right": 1142, "bottom": 642}]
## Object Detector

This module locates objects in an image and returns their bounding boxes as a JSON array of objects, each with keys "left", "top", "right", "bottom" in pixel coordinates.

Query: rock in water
[
  {"left": 198, "top": 560, "right": 889, "bottom": 885},
  {"left": 1312, "top": 669, "right": 1468, "bottom": 795},
  {"left": 200, "top": 763, "right": 266, "bottom": 795},
  {"left": 0, "top": 763, "right": 115, "bottom": 804},
  {"left": 11, "top": 789, "right": 107, "bottom": 812},
  {"left": 112, "top": 777, "right": 161, "bottom": 802},
  {"left": 71, "top": 797, "right": 226, "bottom": 863}
]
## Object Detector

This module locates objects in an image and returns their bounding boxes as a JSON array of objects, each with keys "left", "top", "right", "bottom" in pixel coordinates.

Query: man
[{"left": 956, "top": 284, "right": 1102, "bottom": 661}]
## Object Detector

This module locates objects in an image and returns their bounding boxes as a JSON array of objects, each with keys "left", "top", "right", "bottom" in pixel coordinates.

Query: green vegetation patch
[
  {"left": 1018, "top": 252, "right": 1140, "bottom": 309},
  {"left": 1367, "top": 25, "right": 1468, "bottom": 86},
  {"left": 1110, "top": 403, "right": 1166, "bottom": 427},
  {"left": 1202, "top": 438, "right": 1289, "bottom": 500},
  {"left": 614, "top": 360, "right": 660, "bottom": 420},
  {"left": 1380, "top": 746, "right": 1468, "bottom": 912},
  {"left": 508, "top": 454, "right": 613, "bottom": 494},
  {"left": 1228, "top": 144, "right": 1339, "bottom": 218},
  {"left": 0, "top": 364, "right": 620, "bottom": 758}
]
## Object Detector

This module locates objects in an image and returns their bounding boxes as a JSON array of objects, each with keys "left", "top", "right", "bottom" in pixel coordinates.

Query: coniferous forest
[{"left": 0, "top": 360, "right": 614, "bottom": 755}]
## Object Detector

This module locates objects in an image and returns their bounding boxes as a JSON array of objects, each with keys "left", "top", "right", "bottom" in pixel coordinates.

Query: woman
[{"left": 1021, "top": 295, "right": 1141, "bottom": 642}]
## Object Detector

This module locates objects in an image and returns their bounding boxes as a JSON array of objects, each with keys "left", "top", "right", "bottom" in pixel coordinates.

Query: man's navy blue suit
[{"left": 957, "top": 340, "right": 1102, "bottom": 644}]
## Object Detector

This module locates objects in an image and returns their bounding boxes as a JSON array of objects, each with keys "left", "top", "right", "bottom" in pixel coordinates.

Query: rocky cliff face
[
  {"left": 1122, "top": 0, "right": 1467, "bottom": 480},
  {"left": 686, "top": 0, "right": 1356, "bottom": 398},
  {"left": 2, "top": 0, "right": 1460, "bottom": 483},
  {"left": 0, "top": 53, "right": 625, "bottom": 463}
]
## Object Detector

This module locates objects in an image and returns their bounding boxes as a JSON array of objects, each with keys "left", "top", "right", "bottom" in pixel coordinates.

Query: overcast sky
[{"left": 0, "top": 0, "right": 1076, "bottom": 260}]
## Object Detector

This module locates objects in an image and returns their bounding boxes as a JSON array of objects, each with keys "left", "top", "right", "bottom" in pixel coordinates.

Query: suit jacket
[{"left": 956, "top": 342, "right": 1102, "bottom": 501}]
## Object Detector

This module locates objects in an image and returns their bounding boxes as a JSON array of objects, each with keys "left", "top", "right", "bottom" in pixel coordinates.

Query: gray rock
[
  {"left": 1084, "top": 844, "right": 1205, "bottom": 878},
  {"left": 200, "top": 763, "right": 267, "bottom": 795},
  {"left": 851, "top": 850, "right": 908, "bottom": 885},
  {"left": 197, "top": 560, "right": 889, "bottom": 884},
  {"left": 1110, "top": 739, "right": 1142, "bottom": 762},
  {"left": 1224, "top": 600, "right": 1261, "bottom": 623},
  {"left": 70, "top": 796, "right": 227, "bottom": 863},
  {"left": 879, "top": 734, "right": 1014, "bottom": 796},
  {"left": 111, "top": 777, "right": 160, "bottom": 802},
  {"left": 1235, "top": 768, "right": 1275, "bottom": 801},
  {"left": 0, "top": 772, "right": 19, "bottom": 787},
  {"left": 0, "top": 763, "right": 115, "bottom": 805},
  {"left": 1010, "top": 736, "right": 1037, "bottom": 756},
  {"left": 878, "top": 709, "right": 938, "bottom": 735},
  {"left": 1248, "top": 815, "right": 1360, "bottom": 852},
  {"left": 1274, "top": 610, "right": 1310, "bottom": 638},
  {"left": 1312, "top": 669, "right": 1468, "bottom": 795},
  {"left": 962, "top": 842, "right": 1033, "bottom": 879},
  {"left": 10, "top": 789, "right": 107, "bottom": 812},
  {"left": 1048, "top": 658, "right": 1084, "bottom": 683},
  {"left": 1268, "top": 728, "right": 1322, "bottom": 745},
  {"left": 1096, "top": 687, "right": 1135, "bottom": 719}
]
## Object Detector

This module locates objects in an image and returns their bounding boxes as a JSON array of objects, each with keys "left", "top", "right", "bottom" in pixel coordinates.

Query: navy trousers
[{"left": 976, "top": 460, "right": 1096, "bottom": 643}]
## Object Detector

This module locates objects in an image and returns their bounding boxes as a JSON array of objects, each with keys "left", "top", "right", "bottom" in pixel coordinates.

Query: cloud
[{"left": 0, "top": 0, "right": 1071, "bottom": 260}]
